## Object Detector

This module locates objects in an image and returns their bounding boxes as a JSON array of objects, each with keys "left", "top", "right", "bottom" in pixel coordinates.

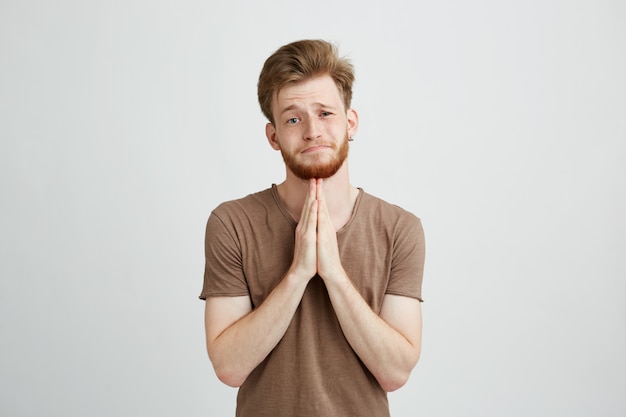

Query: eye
[
  {"left": 286, "top": 117, "right": 299, "bottom": 125},
  {"left": 320, "top": 111, "right": 332, "bottom": 117}
]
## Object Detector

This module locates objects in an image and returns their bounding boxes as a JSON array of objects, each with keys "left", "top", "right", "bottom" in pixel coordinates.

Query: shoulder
[
  {"left": 212, "top": 187, "right": 275, "bottom": 221},
  {"left": 358, "top": 190, "right": 422, "bottom": 227}
]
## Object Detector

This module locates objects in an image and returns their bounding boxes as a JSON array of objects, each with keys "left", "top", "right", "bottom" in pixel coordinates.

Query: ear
[
  {"left": 265, "top": 123, "right": 281, "bottom": 150},
  {"left": 347, "top": 108, "right": 359, "bottom": 138}
]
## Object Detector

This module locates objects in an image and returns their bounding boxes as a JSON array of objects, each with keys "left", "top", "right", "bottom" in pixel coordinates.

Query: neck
[{"left": 276, "top": 163, "right": 358, "bottom": 230}]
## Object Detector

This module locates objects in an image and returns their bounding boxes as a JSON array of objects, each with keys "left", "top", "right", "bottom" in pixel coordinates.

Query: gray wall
[{"left": 1, "top": 0, "right": 624, "bottom": 416}]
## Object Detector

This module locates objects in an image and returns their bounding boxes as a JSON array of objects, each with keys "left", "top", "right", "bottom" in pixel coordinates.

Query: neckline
[{"left": 270, "top": 184, "right": 364, "bottom": 234}]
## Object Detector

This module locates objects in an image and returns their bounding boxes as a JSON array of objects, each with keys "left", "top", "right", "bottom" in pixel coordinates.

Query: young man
[{"left": 200, "top": 39, "right": 425, "bottom": 417}]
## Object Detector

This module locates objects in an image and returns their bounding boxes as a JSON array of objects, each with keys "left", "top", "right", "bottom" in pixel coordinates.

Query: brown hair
[{"left": 257, "top": 39, "right": 355, "bottom": 124}]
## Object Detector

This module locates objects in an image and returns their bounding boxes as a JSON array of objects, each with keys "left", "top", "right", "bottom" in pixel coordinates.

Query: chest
[{"left": 240, "top": 221, "right": 395, "bottom": 312}]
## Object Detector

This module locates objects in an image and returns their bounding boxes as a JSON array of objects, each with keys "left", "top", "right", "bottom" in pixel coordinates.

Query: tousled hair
[{"left": 257, "top": 39, "right": 355, "bottom": 124}]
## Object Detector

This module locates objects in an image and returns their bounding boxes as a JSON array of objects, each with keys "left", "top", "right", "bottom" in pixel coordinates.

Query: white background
[{"left": 1, "top": 1, "right": 625, "bottom": 416}]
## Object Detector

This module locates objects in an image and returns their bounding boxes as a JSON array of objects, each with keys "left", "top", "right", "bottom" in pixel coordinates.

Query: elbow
[
  {"left": 208, "top": 349, "right": 248, "bottom": 388},
  {"left": 379, "top": 370, "right": 411, "bottom": 392},
  {"left": 214, "top": 366, "right": 246, "bottom": 388},
  {"left": 379, "top": 350, "right": 421, "bottom": 392}
]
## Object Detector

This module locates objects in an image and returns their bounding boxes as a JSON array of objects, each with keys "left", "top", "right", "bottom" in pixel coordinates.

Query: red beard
[{"left": 280, "top": 134, "right": 349, "bottom": 180}]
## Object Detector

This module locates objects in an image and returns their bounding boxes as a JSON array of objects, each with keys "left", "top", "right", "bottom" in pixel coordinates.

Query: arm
[
  {"left": 204, "top": 181, "right": 320, "bottom": 387},
  {"left": 316, "top": 180, "right": 422, "bottom": 392},
  {"left": 204, "top": 273, "right": 309, "bottom": 387},
  {"left": 322, "top": 280, "right": 422, "bottom": 392}
]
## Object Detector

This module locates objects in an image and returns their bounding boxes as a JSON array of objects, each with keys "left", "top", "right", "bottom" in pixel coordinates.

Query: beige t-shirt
[{"left": 201, "top": 185, "right": 425, "bottom": 417}]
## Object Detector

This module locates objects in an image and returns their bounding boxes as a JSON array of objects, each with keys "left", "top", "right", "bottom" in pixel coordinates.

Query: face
[{"left": 266, "top": 74, "right": 358, "bottom": 180}]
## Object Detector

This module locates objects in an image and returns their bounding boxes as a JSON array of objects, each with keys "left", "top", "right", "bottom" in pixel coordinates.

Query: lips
[{"left": 302, "top": 144, "right": 333, "bottom": 153}]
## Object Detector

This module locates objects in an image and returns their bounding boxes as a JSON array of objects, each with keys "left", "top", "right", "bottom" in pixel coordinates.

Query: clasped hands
[{"left": 290, "top": 178, "right": 345, "bottom": 283}]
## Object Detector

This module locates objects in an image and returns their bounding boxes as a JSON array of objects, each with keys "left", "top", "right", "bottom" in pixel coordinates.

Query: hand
[
  {"left": 315, "top": 179, "right": 345, "bottom": 282},
  {"left": 288, "top": 179, "right": 318, "bottom": 281}
]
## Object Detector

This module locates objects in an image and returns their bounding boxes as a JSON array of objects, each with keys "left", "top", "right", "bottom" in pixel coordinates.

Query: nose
[{"left": 304, "top": 117, "right": 322, "bottom": 141}]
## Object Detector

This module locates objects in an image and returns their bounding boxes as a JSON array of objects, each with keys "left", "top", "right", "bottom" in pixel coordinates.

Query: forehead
[{"left": 274, "top": 74, "right": 343, "bottom": 111}]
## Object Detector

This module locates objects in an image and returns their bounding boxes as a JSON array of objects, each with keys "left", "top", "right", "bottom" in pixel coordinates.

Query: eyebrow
[
  {"left": 279, "top": 104, "right": 300, "bottom": 116},
  {"left": 278, "top": 102, "right": 336, "bottom": 116}
]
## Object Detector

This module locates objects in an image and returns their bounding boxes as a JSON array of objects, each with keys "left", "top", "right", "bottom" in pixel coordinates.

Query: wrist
[
  {"left": 284, "top": 267, "right": 315, "bottom": 286},
  {"left": 319, "top": 267, "right": 349, "bottom": 286}
]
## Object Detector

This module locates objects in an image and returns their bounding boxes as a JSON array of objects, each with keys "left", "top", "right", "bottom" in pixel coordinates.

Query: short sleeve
[
  {"left": 199, "top": 211, "right": 250, "bottom": 299},
  {"left": 385, "top": 215, "right": 425, "bottom": 302}
]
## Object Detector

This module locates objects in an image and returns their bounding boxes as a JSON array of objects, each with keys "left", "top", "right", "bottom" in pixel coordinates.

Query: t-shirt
[{"left": 200, "top": 185, "right": 425, "bottom": 417}]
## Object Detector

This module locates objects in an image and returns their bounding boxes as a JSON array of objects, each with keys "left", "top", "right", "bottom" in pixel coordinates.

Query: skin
[{"left": 204, "top": 74, "right": 422, "bottom": 392}]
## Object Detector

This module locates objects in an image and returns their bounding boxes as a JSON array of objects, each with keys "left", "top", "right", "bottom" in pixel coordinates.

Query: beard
[{"left": 280, "top": 134, "right": 350, "bottom": 180}]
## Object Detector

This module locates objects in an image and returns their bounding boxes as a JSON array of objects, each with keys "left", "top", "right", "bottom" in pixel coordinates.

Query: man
[{"left": 200, "top": 39, "right": 425, "bottom": 417}]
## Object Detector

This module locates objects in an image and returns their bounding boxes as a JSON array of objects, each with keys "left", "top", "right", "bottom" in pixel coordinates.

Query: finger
[
  {"left": 315, "top": 179, "right": 327, "bottom": 221},
  {"left": 298, "top": 179, "right": 316, "bottom": 227},
  {"left": 316, "top": 189, "right": 332, "bottom": 235},
  {"left": 308, "top": 180, "right": 318, "bottom": 225},
  {"left": 317, "top": 180, "right": 332, "bottom": 223},
  {"left": 316, "top": 178, "right": 323, "bottom": 201},
  {"left": 310, "top": 199, "right": 318, "bottom": 232}
]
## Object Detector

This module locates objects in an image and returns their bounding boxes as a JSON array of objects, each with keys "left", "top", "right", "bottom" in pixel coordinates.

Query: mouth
[{"left": 302, "top": 145, "right": 332, "bottom": 154}]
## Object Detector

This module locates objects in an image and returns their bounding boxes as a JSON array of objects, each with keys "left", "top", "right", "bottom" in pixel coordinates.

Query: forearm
[
  {"left": 207, "top": 272, "right": 309, "bottom": 387},
  {"left": 324, "top": 274, "right": 421, "bottom": 392}
]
